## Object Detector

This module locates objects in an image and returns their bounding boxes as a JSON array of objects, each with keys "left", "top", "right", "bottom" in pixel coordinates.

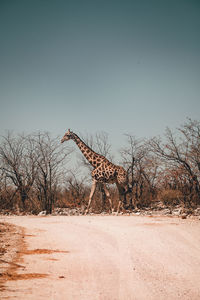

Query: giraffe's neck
[{"left": 71, "top": 133, "right": 105, "bottom": 168}]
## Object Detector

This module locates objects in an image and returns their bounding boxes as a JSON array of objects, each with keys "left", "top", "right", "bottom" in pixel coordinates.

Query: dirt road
[{"left": 0, "top": 215, "right": 200, "bottom": 300}]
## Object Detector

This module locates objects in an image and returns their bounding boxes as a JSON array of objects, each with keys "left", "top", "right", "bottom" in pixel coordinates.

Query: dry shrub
[{"left": 159, "top": 189, "right": 183, "bottom": 206}]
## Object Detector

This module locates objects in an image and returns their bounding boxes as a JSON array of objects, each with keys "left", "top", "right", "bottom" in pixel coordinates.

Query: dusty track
[{"left": 0, "top": 215, "right": 200, "bottom": 300}]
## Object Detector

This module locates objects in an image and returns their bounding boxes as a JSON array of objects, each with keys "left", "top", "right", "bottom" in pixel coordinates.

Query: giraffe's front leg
[
  {"left": 116, "top": 183, "right": 125, "bottom": 215},
  {"left": 117, "top": 197, "right": 122, "bottom": 215},
  {"left": 85, "top": 179, "right": 97, "bottom": 215},
  {"left": 103, "top": 184, "right": 113, "bottom": 214},
  {"left": 117, "top": 200, "right": 122, "bottom": 216}
]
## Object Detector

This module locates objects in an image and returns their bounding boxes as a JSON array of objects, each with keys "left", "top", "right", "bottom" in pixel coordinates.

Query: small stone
[
  {"left": 181, "top": 213, "right": 187, "bottom": 219},
  {"left": 38, "top": 211, "right": 46, "bottom": 216},
  {"left": 194, "top": 208, "right": 200, "bottom": 216}
]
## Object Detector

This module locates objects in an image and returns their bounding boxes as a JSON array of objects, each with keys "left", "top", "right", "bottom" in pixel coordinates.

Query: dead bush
[{"left": 159, "top": 189, "right": 183, "bottom": 207}]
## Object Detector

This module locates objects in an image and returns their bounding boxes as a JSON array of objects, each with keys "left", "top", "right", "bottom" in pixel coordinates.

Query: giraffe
[{"left": 61, "top": 129, "right": 131, "bottom": 214}]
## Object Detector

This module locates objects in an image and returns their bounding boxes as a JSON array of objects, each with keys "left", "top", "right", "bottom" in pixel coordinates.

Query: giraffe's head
[{"left": 61, "top": 129, "right": 73, "bottom": 143}]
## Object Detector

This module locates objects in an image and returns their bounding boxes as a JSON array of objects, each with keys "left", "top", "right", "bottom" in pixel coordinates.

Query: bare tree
[
  {"left": 34, "top": 132, "right": 72, "bottom": 214},
  {"left": 150, "top": 119, "right": 200, "bottom": 206},
  {"left": 65, "top": 169, "right": 88, "bottom": 208},
  {"left": 121, "top": 135, "right": 159, "bottom": 208},
  {"left": 179, "top": 119, "right": 200, "bottom": 174},
  {"left": 0, "top": 132, "right": 37, "bottom": 210}
]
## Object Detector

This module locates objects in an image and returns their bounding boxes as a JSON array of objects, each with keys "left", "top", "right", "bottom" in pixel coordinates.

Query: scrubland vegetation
[{"left": 0, "top": 118, "right": 199, "bottom": 215}]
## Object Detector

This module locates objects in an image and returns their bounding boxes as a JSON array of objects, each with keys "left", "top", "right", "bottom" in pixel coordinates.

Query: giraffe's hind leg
[{"left": 85, "top": 179, "right": 97, "bottom": 215}]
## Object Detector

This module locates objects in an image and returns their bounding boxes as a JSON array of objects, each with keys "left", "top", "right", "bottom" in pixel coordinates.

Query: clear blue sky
[{"left": 0, "top": 0, "right": 200, "bottom": 152}]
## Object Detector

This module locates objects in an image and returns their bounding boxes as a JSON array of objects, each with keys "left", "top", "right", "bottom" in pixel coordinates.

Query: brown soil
[
  {"left": 0, "top": 222, "right": 25, "bottom": 290},
  {"left": 0, "top": 222, "right": 69, "bottom": 289},
  {"left": 0, "top": 272, "right": 47, "bottom": 281},
  {"left": 0, "top": 223, "right": 51, "bottom": 288},
  {"left": 17, "top": 248, "right": 69, "bottom": 255}
]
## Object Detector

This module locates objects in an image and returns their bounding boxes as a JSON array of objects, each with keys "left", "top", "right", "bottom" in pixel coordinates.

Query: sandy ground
[{"left": 0, "top": 215, "right": 200, "bottom": 300}]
